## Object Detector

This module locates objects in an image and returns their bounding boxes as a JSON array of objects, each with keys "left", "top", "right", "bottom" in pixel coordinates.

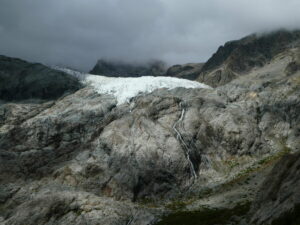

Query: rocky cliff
[{"left": 0, "top": 30, "right": 300, "bottom": 225}]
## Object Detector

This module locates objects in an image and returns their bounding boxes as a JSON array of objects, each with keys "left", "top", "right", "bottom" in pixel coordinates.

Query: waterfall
[{"left": 173, "top": 102, "right": 198, "bottom": 178}]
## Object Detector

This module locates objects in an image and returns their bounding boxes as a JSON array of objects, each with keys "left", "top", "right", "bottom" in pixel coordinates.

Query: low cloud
[{"left": 0, "top": 0, "right": 300, "bottom": 71}]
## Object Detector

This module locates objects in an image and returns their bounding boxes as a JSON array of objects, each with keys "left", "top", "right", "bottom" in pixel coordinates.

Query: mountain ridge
[
  {"left": 0, "top": 55, "right": 81, "bottom": 101},
  {"left": 197, "top": 29, "right": 300, "bottom": 87},
  {"left": 90, "top": 59, "right": 166, "bottom": 77}
]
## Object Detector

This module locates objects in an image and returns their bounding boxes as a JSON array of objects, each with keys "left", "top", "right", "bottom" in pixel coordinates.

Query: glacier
[
  {"left": 84, "top": 74, "right": 212, "bottom": 105},
  {"left": 53, "top": 66, "right": 212, "bottom": 105}
]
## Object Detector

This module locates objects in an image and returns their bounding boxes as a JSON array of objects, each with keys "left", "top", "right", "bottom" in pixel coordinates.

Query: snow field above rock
[
  {"left": 52, "top": 66, "right": 212, "bottom": 105},
  {"left": 83, "top": 74, "right": 212, "bottom": 105}
]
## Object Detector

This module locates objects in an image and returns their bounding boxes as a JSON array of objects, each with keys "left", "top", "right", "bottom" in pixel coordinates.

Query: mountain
[
  {"left": 164, "top": 30, "right": 300, "bottom": 86},
  {"left": 0, "top": 55, "right": 81, "bottom": 101},
  {"left": 197, "top": 29, "right": 300, "bottom": 87},
  {"left": 90, "top": 59, "right": 166, "bottom": 77},
  {"left": 165, "top": 63, "right": 204, "bottom": 80},
  {"left": 0, "top": 30, "right": 300, "bottom": 225}
]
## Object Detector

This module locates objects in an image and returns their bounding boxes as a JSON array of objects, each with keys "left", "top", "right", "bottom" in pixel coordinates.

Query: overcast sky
[{"left": 0, "top": 0, "right": 300, "bottom": 71}]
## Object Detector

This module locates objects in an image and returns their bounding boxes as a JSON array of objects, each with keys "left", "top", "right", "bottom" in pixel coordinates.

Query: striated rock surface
[
  {"left": 245, "top": 152, "right": 300, "bottom": 225},
  {"left": 0, "top": 31, "right": 300, "bottom": 225}
]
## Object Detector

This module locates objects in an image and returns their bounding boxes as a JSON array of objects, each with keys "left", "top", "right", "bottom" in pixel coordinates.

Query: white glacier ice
[
  {"left": 84, "top": 74, "right": 212, "bottom": 105},
  {"left": 53, "top": 66, "right": 212, "bottom": 105}
]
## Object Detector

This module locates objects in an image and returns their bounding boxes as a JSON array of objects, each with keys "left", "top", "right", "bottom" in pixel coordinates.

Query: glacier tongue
[
  {"left": 84, "top": 74, "right": 212, "bottom": 105},
  {"left": 52, "top": 66, "right": 212, "bottom": 105}
]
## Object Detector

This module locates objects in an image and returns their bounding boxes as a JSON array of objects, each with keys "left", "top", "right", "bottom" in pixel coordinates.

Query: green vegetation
[
  {"left": 144, "top": 145, "right": 292, "bottom": 225},
  {"left": 258, "top": 146, "right": 291, "bottom": 166},
  {"left": 161, "top": 146, "right": 291, "bottom": 215},
  {"left": 231, "top": 147, "right": 291, "bottom": 183},
  {"left": 155, "top": 202, "right": 251, "bottom": 225},
  {"left": 224, "top": 159, "right": 240, "bottom": 169},
  {"left": 166, "top": 200, "right": 189, "bottom": 211}
]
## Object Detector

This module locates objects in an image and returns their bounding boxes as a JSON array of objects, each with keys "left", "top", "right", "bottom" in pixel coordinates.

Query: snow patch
[{"left": 84, "top": 74, "right": 212, "bottom": 105}]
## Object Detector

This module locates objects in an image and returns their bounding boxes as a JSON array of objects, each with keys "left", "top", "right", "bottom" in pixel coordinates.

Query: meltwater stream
[{"left": 172, "top": 102, "right": 198, "bottom": 178}]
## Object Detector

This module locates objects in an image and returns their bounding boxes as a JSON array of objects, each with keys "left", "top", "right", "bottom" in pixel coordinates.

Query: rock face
[
  {"left": 197, "top": 30, "right": 300, "bottom": 87},
  {"left": 159, "top": 30, "right": 300, "bottom": 85},
  {"left": 90, "top": 59, "right": 166, "bottom": 77},
  {"left": 0, "top": 31, "right": 300, "bottom": 225},
  {"left": 0, "top": 55, "right": 81, "bottom": 101},
  {"left": 246, "top": 152, "right": 300, "bottom": 225},
  {"left": 166, "top": 63, "right": 204, "bottom": 80}
]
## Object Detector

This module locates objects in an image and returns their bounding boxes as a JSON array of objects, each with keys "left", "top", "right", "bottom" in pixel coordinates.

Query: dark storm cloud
[{"left": 0, "top": 0, "right": 300, "bottom": 71}]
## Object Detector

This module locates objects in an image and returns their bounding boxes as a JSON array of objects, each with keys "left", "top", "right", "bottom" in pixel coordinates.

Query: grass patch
[
  {"left": 164, "top": 146, "right": 291, "bottom": 213},
  {"left": 224, "top": 159, "right": 240, "bottom": 169},
  {"left": 166, "top": 200, "right": 188, "bottom": 211},
  {"left": 227, "top": 146, "right": 291, "bottom": 186},
  {"left": 155, "top": 202, "right": 251, "bottom": 225},
  {"left": 137, "top": 197, "right": 160, "bottom": 208}
]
